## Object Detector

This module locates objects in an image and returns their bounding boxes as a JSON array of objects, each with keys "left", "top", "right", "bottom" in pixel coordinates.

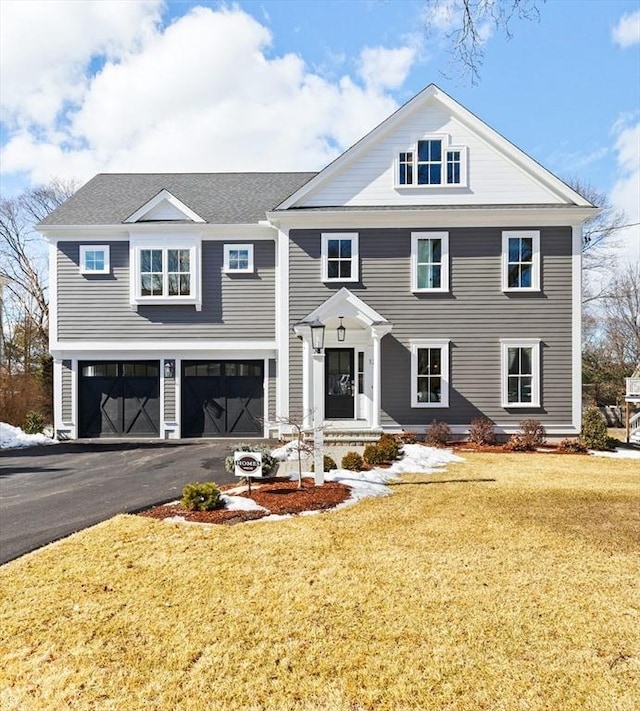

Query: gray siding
[
  {"left": 62, "top": 359, "right": 72, "bottom": 422},
  {"left": 289, "top": 227, "right": 573, "bottom": 428},
  {"left": 57, "top": 241, "right": 275, "bottom": 340},
  {"left": 164, "top": 368, "right": 176, "bottom": 421},
  {"left": 268, "top": 358, "right": 277, "bottom": 421}
]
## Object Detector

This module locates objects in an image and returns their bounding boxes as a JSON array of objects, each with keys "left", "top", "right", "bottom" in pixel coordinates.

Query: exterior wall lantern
[
  {"left": 310, "top": 320, "right": 326, "bottom": 353},
  {"left": 164, "top": 359, "right": 175, "bottom": 379},
  {"left": 337, "top": 316, "right": 346, "bottom": 342}
]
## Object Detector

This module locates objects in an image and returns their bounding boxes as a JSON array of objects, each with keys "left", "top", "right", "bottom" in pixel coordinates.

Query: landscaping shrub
[
  {"left": 341, "top": 451, "right": 364, "bottom": 471},
  {"left": 557, "top": 438, "right": 588, "bottom": 454},
  {"left": 397, "top": 430, "right": 419, "bottom": 444},
  {"left": 376, "top": 436, "right": 400, "bottom": 462},
  {"left": 363, "top": 443, "right": 384, "bottom": 466},
  {"left": 180, "top": 482, "right": 223, "bottom": 511},
  {"left": 425, "top": 420, "right": 451, "bottom": 447},
  {"left": 520, "top": 419, "right": 545, "bottom": 448},
  {"left": 22, "top": 410, "right": 45, "bottom": 434},
  {"left": 504, "top": 434, "right": 532, "bottom": 452},
  {"left": 468, "top": 417, "right": 496, "bottom": 446},
  {"left": 310, "top": 455, "right": 337, "bottom": 472},
  {"left": 580, "top": 407, "right": 610, "bottom": 450},
  {"left": 224, "top": 443, "right": 277, "bottom": 476}
]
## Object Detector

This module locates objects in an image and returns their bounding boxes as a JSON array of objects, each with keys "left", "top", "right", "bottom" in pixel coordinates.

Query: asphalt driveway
[{"left": 0, "top": 439, "right": 266, "bottom": 565}]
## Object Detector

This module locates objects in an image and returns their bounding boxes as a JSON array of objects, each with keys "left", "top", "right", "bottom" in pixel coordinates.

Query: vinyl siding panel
[
  {"left": 61, "top": 359, "right": 72, "bottom": 422},
  {"left": 164, "top": 371, "right": 176, "bottom": 421},
  {"left": 289, "top": 226, "right": 573, "bottom": 428},
  {"left": 302, "top": 105, "right": 563, "bottom": 207},
  {"left": 268, "top": 358, "right": 277, "bottom": 421},
  {"left": 57, "top": 241, "right": 276, "bottom": 340}
]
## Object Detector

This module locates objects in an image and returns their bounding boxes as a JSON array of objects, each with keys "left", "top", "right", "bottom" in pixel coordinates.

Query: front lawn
[{"left": 1, "top": 452, "right": 638, "bottom": 710}]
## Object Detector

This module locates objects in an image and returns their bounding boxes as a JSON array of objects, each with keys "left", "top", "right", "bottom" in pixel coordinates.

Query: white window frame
[
  {"left": 411, "top": 232, "right": 449, "bottom": 293},
  {"left": 500, "top": 339, "right": 541, "bottom": 408},
  {"left": 410, "top": 339, "right": 450, "bottom": 408},
  {"left": 129, "top": 234, "right": 202, "bottom": 309},
  {"left": 395, "top": 134, "right": 468, "bottom": 189},
  {"left": 223, "top": 244, "right": 254, "bottom": 273},
  {"left": 321, "top": 232, "right": 359, "bottom": 283},
  {"left": 79, "top": 245, "right": 110, "bottom": 274},
  {"left": 502, "top": 230, "right": 541, "bottom": 292}
]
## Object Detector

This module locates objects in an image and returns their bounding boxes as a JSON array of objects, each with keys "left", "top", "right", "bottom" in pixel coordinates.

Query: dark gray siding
[
  {"left": 62, "top": 359, "right": 72, "bottom": 422},
  {"left": 164, "top": 370, "right": 176, "bottom": 421},
  {"left": 289, "top": 227, "right": 573, "bottom": 428},
  {"left": 57, "top": 241, "right": 275, "bottom": 340}
]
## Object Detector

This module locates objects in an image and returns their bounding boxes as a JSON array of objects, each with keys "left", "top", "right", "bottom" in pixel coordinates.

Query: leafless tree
[{"left": 424, "top": 0, "right": 542, "bottom": 84}]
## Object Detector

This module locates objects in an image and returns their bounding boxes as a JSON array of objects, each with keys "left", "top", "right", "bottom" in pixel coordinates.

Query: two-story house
[{"left": 39, "top": 84, "right": 596, "bottom": 441}]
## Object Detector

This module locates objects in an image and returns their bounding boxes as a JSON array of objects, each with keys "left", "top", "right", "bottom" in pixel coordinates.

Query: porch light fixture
[
  {"left": 310, "top": 320, "right": 326, "bottom": 353},
  {"left": 337, "top": 316, "right": 346, "bottom": 342},
  {"left": 164, "top": 359, "right": 175, "bottom": 379}
]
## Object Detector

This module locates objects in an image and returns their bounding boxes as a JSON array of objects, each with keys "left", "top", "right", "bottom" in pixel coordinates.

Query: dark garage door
[
  {"left": 79, "top": 361, "right": 160, "bottom": 438},
  {"left": 181, "top": 360, "right": 264, "bottom": 437}
]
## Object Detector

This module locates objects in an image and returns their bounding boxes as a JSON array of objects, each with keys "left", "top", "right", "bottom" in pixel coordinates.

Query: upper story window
[
  {"left": 501, "top": 339, "right": 541, "bottom": 408},
  {"left": 129, "top": 234, "right": 201, "bottom": 310},
  {"left": 410, "top": 339, "right": 450, "bottom": 408},
  {"left": 502, "top": 231, "right": 540, "bottom": 292},
  {"left": 396, "top": 135, "right": 467, "bottom": 188},
  {"left": 321, "top": 233, "right": 359, "bottom": 282},
  {"left": 224, "top": 244, "right": 254, "bottom": 273},
  {"left": 411, "top": 232, "right": 449, "bottom": 292},
  {"left": 79, "top": 245, "right": 110, "bottom": 274}
]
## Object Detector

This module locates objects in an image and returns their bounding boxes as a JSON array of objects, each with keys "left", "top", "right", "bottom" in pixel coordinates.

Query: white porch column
[
  {"left": 312, "top": 351, "right": 325, "bottom": 485},
  {"left": 371, "top": 328, "right": 381, "bottom": 429}
]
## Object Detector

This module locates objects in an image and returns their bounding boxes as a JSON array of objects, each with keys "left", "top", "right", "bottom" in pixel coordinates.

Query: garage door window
[{"left": 82, "top": 363, "right": 118, "bottom": 377}]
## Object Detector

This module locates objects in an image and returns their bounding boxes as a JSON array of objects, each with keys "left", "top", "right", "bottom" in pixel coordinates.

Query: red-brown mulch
[{"left": 138, "top": 478, "right": 351, "bottom": 526}]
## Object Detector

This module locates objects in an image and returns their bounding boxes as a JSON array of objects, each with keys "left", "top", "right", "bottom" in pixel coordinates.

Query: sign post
[{"left": 234, "top": 451, "right": 263, "bottom": 493}]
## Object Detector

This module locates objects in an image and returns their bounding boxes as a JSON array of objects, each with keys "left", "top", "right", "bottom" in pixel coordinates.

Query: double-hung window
[
  {"left": 321, "top": 233, "right": 359, "bottom": 282},
  {"left": 502, "top": 231, "right": 540, "bottom": 291},
  {"left": 223, "top": 244, "right": 254, "bottom": 273},
  {"left": 79, "top": 245, "right": 110, "bottom": 274},
  {"left": 501, "top": 339, "right": 541, "bottom": 408},
  {"left": 411, "top": 340, "right": 450, "bottom": 408},
  {"left": 397, "top": 135, "right": 467, "bottom": 188},
  {"left": 130, "top": 235, "right": 201, "bottom": 309},
  {"left": 411, "top": 232, "right": 449, "bottom": 292}
]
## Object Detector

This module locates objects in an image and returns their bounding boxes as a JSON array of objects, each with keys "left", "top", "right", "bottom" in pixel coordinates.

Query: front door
[{"left": 325, "top": 348, "right": 354, "bottom": 419}]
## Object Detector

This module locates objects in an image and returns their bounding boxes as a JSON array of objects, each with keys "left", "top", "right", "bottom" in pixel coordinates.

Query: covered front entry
[
  {"left": 181, "top": 360, "right": 263, "bottom": 437},
  {"left": 325, "top": 348, "right": 354, "bottom": 418},
  {"left": 78, "top": 361, "right": 160, "bottom": 438}
]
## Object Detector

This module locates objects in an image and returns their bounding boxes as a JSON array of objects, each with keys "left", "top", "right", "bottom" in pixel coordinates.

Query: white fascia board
[
  {"left": 39, "top": 223, "right": 276, "bottom": 241},
  {"left": 267, "top": 206, "right": 598, "bottom": 230},
  {"left": 50, "top": 340, "right": 277, "bottom": 357},
  {"left": 124, "top": 189, "right": 205, "bottom": 223},
  {"left": 571, "top": 224, "right": 583, "bottom": 432}
]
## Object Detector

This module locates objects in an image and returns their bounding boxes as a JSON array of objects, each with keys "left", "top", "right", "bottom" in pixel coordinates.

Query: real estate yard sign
[{"left": 234, "top": 451, "right": 263, "bottom": 492}]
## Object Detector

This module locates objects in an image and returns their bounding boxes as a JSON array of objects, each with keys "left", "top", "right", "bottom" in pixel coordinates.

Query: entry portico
[{"left": 293, "top": 288, "right": 392, "bottom": 431}]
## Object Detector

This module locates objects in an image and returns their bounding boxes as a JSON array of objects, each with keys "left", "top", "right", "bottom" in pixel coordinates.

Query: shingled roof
[{"left": 38, "top": 172, "right": 317, "bottom": 226}]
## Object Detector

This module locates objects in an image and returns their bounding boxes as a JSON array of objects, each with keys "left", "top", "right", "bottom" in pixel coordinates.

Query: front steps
[{"left": 294, "top": 428, "right": 383, "bottom": 447}]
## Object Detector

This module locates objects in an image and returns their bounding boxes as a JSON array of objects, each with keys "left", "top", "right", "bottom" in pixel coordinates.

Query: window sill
[
  {"left": 323, "top": 277, "right": 359, "bottom": 284},
  {"left": 502, "top": 402, "right": 541, "bottom": 409},
  {"left": 411, "top": 402, "right": 449, "bottom": 409},
  {"left": 131, "top": 298, "right": 202, "bottom": 311},
  {"left": 394, "top": 183, "right": 467, "bottom": 190},
  {"left": 80, "top": 269, "right": 110, "bottom": 275},
  {"left": 223, "top": 268, "right": 254, "bottom": 275},
  {"left": 412, "top": 287, "right": 449, "bottom": 294},
  {"left": 502, "top": 287, "right": 541, "bottom": 294}
]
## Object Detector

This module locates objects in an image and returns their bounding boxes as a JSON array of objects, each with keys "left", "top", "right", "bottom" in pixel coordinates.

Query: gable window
[
  {"left": 79, "top": 245, "right": 110, "bottom": 274},
  {"left": 410, "top": 340, "right": 450, "bottom": 408},
  {"left": 224, "top": 244, "right": 254, "bottom": 273},
  {"left": 130, "top": 235, "right": 201, "bottom": 309},
  {"left": 397, "top": 135, "right": 467, "bottom": 188},
  {"left": 501, "top": 339, "right": 541, "bottom": 408},
  {"left": 321, "top": 233, "right": 359, "bottom": 282},
  {"left": 411, "top": 232, "right": 449, "bottom": 292},
  {"left": 502, "top": 231, "right": 540, "bottom": 291}
]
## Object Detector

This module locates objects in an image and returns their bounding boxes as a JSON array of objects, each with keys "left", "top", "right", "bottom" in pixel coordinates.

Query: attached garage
[
  {"left": 78, "top": 361, "right": 160, "bottom": 438},
  {"left": 181, "top": 360, "right": 264, "bottom": 437}
]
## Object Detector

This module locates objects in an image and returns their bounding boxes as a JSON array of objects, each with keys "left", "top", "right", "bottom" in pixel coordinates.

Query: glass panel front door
[{"left": 325, "top": 348, "right": 354, "bottom": 419}]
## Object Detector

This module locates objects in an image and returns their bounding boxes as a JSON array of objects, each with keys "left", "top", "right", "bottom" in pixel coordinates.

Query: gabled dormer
[{"left": 124, "top": 189, "right": 205, "bottom": 223}]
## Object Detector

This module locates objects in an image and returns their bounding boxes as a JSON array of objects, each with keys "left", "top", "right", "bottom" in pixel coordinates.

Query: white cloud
[
  {"left": 358, "top": 46, "right": 416, "bottom": 90},
  {"left": 0, "top": 5, "right": 408, "bottom": 187},
  {"left": 609, "top": 119, "right": 640, "bottom": 264},
  {"left": 612, "top": 10, "right": 640, "bottom": 49}
]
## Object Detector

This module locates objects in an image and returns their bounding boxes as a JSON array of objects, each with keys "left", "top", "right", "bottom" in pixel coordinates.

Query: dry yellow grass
[{"left": 1, "top": 452, "right": 639, "bottom": 710}]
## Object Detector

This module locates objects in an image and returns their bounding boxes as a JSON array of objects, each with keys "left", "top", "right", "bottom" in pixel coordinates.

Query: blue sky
[{"left": 1, "top": 0, "right": 638, "bottom": 258}]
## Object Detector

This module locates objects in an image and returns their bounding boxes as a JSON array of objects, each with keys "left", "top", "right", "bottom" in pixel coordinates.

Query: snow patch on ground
[
  {"left": 0, "top": 422, "right": 58, "bottom": 450},
  {"left": 590, "top": 448, "right": 640, "bottom": 459},
  {"left": 221, "top": 493, "right": 269, "bottom": 511},
  {"left": 271, "top": 439, "right": 312, "bottom": 461}
]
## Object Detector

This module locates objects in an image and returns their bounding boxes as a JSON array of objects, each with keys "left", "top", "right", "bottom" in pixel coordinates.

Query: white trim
[
  {"left": 500, "top": 338, "right": 541, "bottom": 408},
  {"left": 53, "top": 358, "right": 63, "bottom": 434},
  {"left": 394, "top": 423, "right": 579, "bottom": 437},
  {"left": 275, "top": 227, "right": 290, "bottom": 427},
  {"left": 295, "top": 287, "right": 390, "bottom": 329},
  {"left": 124, "top": 189, "right": 205, "bottom": 223},
  {"left": 223, "top": 243, "right": 254, "bottom": 273},
  {"left": 502, "top": 230, "right": 540, "bottom": 292},
  {"left": 71, "top": 357, "right": 78, "bottom": 439},
  {"left": 571, "top": 224, "right": 583, "bottom": 432},
  {"left": 263, "top": 356, "right": 269, "bottom": 437},
  {"left": 276, "top": 84, "right": 593, "bottom": 210},
  {"left": 50, "top": 342, "right": 277, "bottom": 358},
  {"left": 395, "top": 135, "right": 468, "bottom": 189},
  {"left": 39, "top": 223, "right": 277, "bottom": 240},
  {"left": 48, "top": 241, "right": 58, "bottom": 350},
  {"left": 410, "top": 339, "right": 450, "bottom": 408},
  {"left": 411, "top": 231, "right": 449, "bottom": 292},
  {"left": 79, "top": 245, "right": 110, "bottom": 274},
  {"left": 321, "top": 232, "right": 359, "bottom": 282}
]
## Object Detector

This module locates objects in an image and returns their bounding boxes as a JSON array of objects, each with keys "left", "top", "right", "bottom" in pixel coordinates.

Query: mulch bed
[{"left": 138, "top": 478, "right": 351, "bottom": 526}]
